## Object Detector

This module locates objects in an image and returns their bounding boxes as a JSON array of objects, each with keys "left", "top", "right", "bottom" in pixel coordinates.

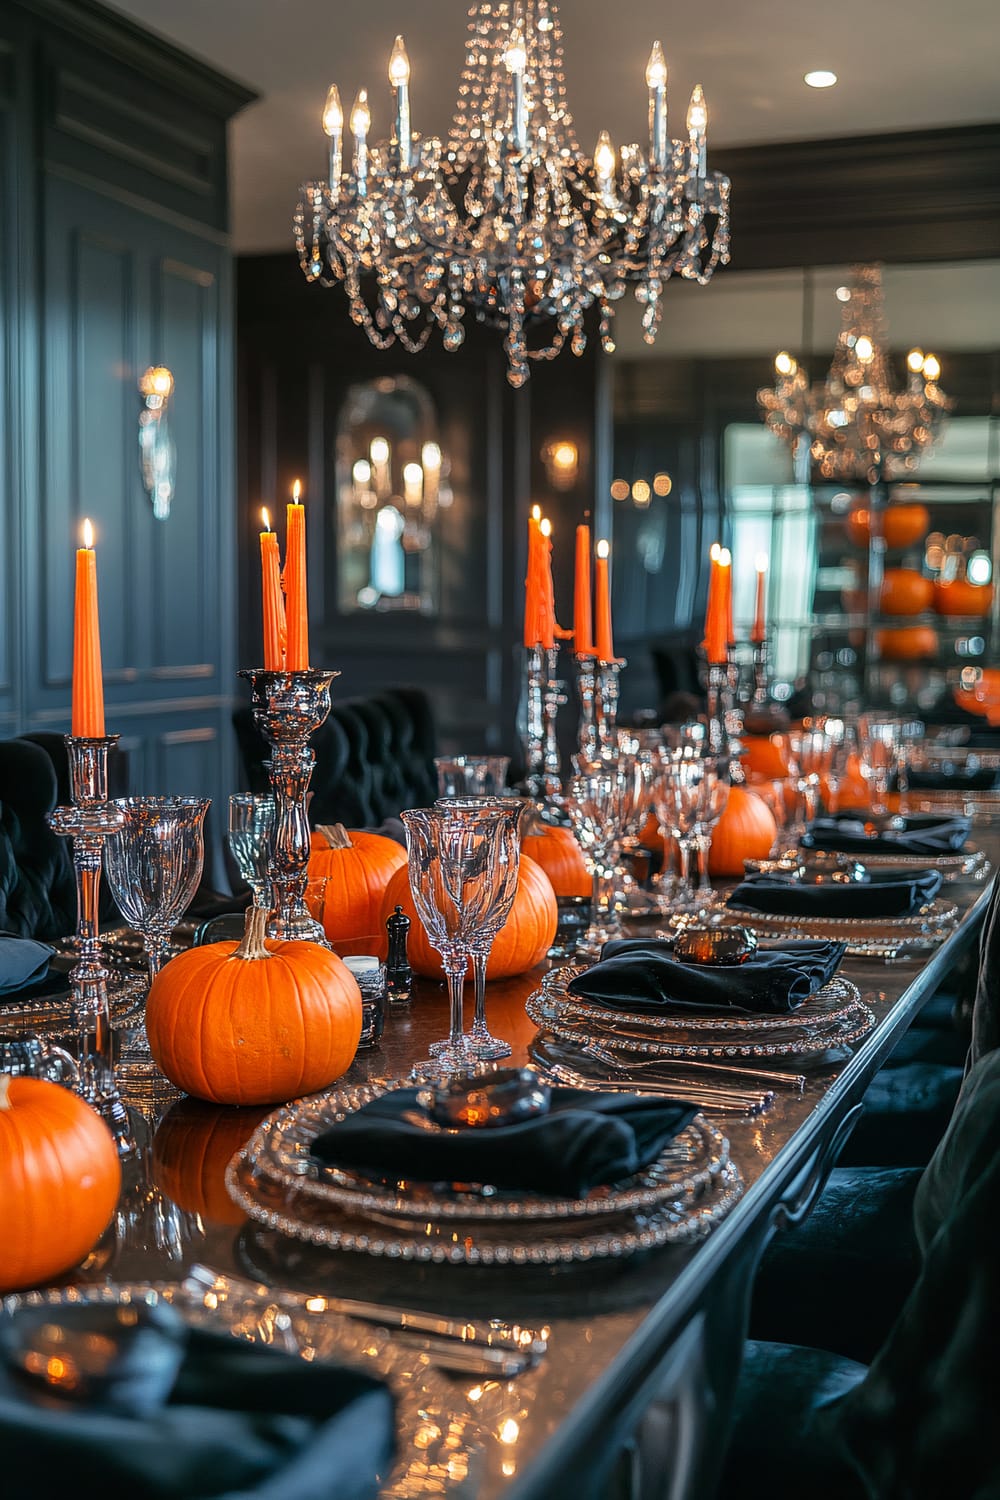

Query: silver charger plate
[
  {"left": 242, "top": 1080, "right": 729, "bottom": 1224},
  {"left": 711, "top": 896, "right": 958, "bottom": 942},
  {"left": 226, "top": 1148, "right": 745, "bottom": 1264},
  {"left": 851, "top": 844, "right": 989, "bottom": 880},
  {"left": 527, "top": 971, "right": 876, "bottom": 1061}
]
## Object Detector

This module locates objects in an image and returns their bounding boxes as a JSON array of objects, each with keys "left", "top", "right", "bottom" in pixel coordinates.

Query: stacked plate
[
  {"left": 527, "top": 965, "right": 875, "bottom": 1062},
  {"left": 226, "top": 1081, "right": 744, "bottom": 1266},
  {"left": 697, "top": 897, "right": 959, "bottom": 957}
]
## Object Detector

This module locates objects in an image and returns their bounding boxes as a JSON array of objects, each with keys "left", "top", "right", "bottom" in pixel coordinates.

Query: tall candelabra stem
[
  {"left": 595, "top": 659, "right": 625, "bottom": 757},
  {"left": 705, "top": 661, "right": 731, "bottom": 757},
  {"left": 240, "top": 668, "right": 340, "bottom": 944},
  {"left": 48, "top": 736, "right": 134, "bottom": 1157},
  {"left": 751, "top": 638, "right": 769, "bottom": 709},
  {"left": 575, "top": 654, "right": 599, "bottom": 760},
  {"left": 542, "top": 647, "right": 564, "bottom": 789},
  {"left": 520, "top": 646, "right": 563, "bottom": 813}
]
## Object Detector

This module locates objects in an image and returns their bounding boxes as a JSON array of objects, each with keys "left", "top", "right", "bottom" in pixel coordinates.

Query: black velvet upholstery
[
  {"left": 232, "top": 688, "right": 438, "bottom": 827},
  {"left": 971, "top": 871, "right": 1000, "bottom": 1064},
  {"left": 836, "top": 1061, "right": 964, "bottom": 1168},
  {"left": 0, "top": 738, "right": 78, "bottom": 940}
]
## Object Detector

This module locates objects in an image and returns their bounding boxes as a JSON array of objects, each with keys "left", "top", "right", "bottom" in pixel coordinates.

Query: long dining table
[{"left": 11, "top": 829, "right": 996, "bottom": 1500}]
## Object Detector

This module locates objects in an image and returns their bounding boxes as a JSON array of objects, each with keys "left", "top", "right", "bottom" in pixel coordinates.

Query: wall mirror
[{"left": 335, "top": 375, "right": 451, "bottom": 615}]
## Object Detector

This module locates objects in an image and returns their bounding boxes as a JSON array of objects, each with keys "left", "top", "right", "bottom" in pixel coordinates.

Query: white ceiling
[{"left": 110, "top": 0, "right": 1000, "bottom": 253}]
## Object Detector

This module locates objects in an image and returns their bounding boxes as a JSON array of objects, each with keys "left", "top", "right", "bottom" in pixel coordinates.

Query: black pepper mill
[{"left": 385, "top": 904, "right": 413, "bottom": 1005}]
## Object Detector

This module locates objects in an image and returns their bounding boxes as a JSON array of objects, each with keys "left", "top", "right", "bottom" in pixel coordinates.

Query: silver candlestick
[
  {"left": 575, "top": 654, "right": 599, "bottom": 760},
  {"left": 520, "top": 646, "right": 563, "bottom": 808},
  {"left": 705, "top": 657, "right": 734, "bottom": 757},
  {"left": 240, "top": 668, "right": 340, "bottom": 943},
  {"left": 595, "top": 657, "right": 626, "bottom": 758},
  {"left": 48, "top": 735, "right": 133, "bottom": 1155}
]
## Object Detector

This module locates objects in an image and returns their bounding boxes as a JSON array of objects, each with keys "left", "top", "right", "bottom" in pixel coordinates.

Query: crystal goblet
[
  {"left": 858, "top": 715, "right": 901, "bottom": 818},
  {"left": 227, "top": 794, "right": 275, "bottom": 908},
  {"left": 563, "top": 767, "right": 632, "bottom": 958},
  {"left": 692, "top": 757, "right": 731, "bottom": 910},
  {"left": 652, "top": 751, "right": 706, "bottom": 916},
  {"left": 434, "top": 755, "right": 511, "bottom": 798},
  {"left": 104, "top": 796, "right": 210, "bottom": 983}
]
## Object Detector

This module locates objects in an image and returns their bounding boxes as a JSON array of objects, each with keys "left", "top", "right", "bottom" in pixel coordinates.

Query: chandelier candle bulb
[
  {"left": 388, "top": 36, "right": 412, "bottom": 170},
  {"left": 574, "top": 523, "right": 596, "bottom": 656},
  {"left": 402, "top": 462, "right": 423, "bottom": 507},
  {"left": 751, "top": 553, "right": 768, "bottom": 645},
  {"left": 284, "top": 481, "right": 309, "bottom": 670},
  {"left": 350, "top": 88, "right": 371, "bottom": 196},
  {"left": 646, "top": 41, "right": 668, "bottom": 169},
  {"left": 421, "top": 441, "right": 441, "bottom": 505},
  {"left": 322, "top": 84, "right": 344, "bottom": 193},
  {"left": 72, "top": 518, "right": 105, "bottom": 737},
  {"left": 686, "top": 85, "right": 708, "bottom": 180},
  {"left": 259, "top": 508, "right": 286, "bottom": 670},
  {"left": 595, "top": 539, "right": 615, "bottom": 663},
  {"left": 504, "top": 24, "right": 528, "bottom": 153}
]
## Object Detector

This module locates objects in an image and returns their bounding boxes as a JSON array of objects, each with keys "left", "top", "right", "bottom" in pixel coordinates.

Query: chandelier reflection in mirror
[
  {"left": 294, "top": 1, "right": 731, "bottom": 387},
  {"left": 337, "top": 376, "right": 450, "bottom": 614},
  {"left": 758, "top": 265, "right": 952, "bottom": 484}
]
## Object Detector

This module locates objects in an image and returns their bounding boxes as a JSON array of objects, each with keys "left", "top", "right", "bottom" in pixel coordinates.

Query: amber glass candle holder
[
  {"left": 240, "top": 668, "right": 340, "bottom": 943},
  {"left": 47, "top": 734, "right": 134, "bottom": 1156}
]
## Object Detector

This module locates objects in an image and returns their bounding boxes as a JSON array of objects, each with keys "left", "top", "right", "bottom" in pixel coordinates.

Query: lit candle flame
[
  {"left": 597, "top": 538, "right": 610, "bottom": 559},
  {"left": 540, "top": 518, "right": 552, "bottom": 538},
  {"left": 82, "top": 517, "right": 94, "bottom": 549},
  {"left": 718, "top": 546, "right": 732, "bottom": 566},
  {"left": 322, "top": 84, "right": 343, "bottom": 135},
  {"left": 261, "top": 507, "right": 271, "bottom": 532},
  {"left": 755, "top": 552, "right": 768, "bottom": 572},
  {"left": 531, "top": 503, "right": 541, "bottom": 521},
  {"left": 710, "top": 541, "right": 722, "bottom": 562},
  {"left": 292, "top": 479, "right": 302, "bottom": 503}
]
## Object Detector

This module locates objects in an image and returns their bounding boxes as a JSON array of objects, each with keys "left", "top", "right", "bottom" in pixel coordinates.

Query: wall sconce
[
  {"left": 138, "top": 366, "right": 176, "bottom": 520},
  {"left": 542, "top": 438, "right": 579, "bottom": 491},
  {"left": 610, "top": 472, "right": 672, "bottom": 508}
]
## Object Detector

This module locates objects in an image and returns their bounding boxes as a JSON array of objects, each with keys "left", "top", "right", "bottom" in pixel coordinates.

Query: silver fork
[
  {"left": 565, "top": 1034, "right": 806, "bottom": 1091},
  {"left": 541, "top": 1058, "right": 774, "bottom": 1116}
]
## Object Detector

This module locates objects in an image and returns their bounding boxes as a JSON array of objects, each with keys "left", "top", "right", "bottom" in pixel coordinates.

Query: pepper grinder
[{"left": 385, "top": 904, "right": 413, "bottom": 1005}]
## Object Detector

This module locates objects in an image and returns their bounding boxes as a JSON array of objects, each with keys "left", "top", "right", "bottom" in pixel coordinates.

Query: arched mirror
[{"left": 335, "top": 375, "right": 451, "bottom": 614}]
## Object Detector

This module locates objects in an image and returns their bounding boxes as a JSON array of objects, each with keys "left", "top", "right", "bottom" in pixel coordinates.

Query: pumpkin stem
[
  {"left": 0, "top": 1075, "right": 10, "bottom": 1110},
  {"left": 316, "top": 823, "right": 353, "bottom": 851},
  {"left": 231, "top": 906, "right": 272, "bottom": 961}
]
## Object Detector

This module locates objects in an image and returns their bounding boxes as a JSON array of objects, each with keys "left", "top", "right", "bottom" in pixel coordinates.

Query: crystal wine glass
[
  {"left": 400, "top": 804, "right": 503, "bottom": 1077},
  {"left": 858, "top": 715, "right": 901, "bottom": 817},
  {"left": 434, "top": 755, "right": 511, "bottom": 798},
  {"left": 434, "top": 796, "right": 526, "bottom": 1060},
  {"left": 104, "top": 796, "right": 210, "bottom": 983},
  {"left": 652, "top": 750, "right": 707, "bottom": 916},
  {"left": 227, "top": 794, "right": 276, "bottom": 908},
  {"left": 563, "top": 767, "right": 632, "bottom": 957},
  {"left": 692, "top": 757, "right": 731, "bottom": 911}
]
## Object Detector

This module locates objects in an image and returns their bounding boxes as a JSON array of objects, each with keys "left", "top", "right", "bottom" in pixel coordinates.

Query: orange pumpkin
[
  {"left": 934, "top": 579, "right": 994, "bottom": 618},
  {"left": 0, "top": 1075, "right": 121, "bottom": 1291},
  {"left": 307, "top": 823, "right": 406, "bottom": 952},
  {"left": 521, "top": 822, "right": 590, "bottom": 898},
  {"left": 153, "top": 1098, "right": 270, "bottom": 1225},
  {"left": 880, "top": 568, "right": 934, "bottom": 617},
  {"left": 875, "top": 626, "right": 939, "bottom": 662},
  {"left": 742, "top": 734, "right": 791, "bottom": 780},
  {"left": 378, "top": 854, "right": 557, "bottom": 981},
  {"left": 846, "top": 503, "right": 930, "bottom": 551},
  {"left": 146, "top": 907, "right": 363, "bottom": 1106},
  {"left": 708, "top": 786, "right": 778, "bottom": 877}
]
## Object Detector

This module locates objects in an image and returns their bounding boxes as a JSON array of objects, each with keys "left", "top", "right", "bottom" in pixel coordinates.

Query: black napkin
[
  {"left": 566, "top": 937, "right": 845, "bottom": 1016},
  {"left": 802, "top": 811, "right": 970, "bottom": 856},
  {"left": 0, "top": 1318, "right": 394, "bottom": 1500},
  {"left": 311, "top": 1086, "right": 698, "bottom": 1197},
  {"left": 0, "top": 934, "right": 53, "bottom": 995},
  {"left": 728, "top": 866, "right": 943, "bottom": 919},
  {"left": 899, "top": 764, "right": 1000, "bottom": 791}
]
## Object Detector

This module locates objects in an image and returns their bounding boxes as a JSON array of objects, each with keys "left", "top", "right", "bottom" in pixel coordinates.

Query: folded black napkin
[
  {"left": 898, "top": 764, "right": 1000, "bottom": 791},
  {"left": 311, "top": 1086, "right": 698, "bottom": 1197},
  {"left": 1, "top": 1316, "right": 394, "bottom": 1500},
  {"left": 728, "top": 866, "right": 942, "bottom": 919},
  {"left": 802, "top": 811, "right": 970, "bottom": 856},
  {"left": 566, "top": 937, "right": 845, "bottom": 1016},
  {"left": 0, "top": 934, "right": 53, "bottom": 995}
]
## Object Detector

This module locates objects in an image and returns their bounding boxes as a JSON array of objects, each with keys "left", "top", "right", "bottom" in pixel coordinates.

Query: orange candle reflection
[{"left": 72, "top": 518, "right": 105, "bottom": 737}]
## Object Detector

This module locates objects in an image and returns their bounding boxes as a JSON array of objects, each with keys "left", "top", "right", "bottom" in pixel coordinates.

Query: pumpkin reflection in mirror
[{"left": 152, "top": 1098, "right": 270, "bottom": 1226}]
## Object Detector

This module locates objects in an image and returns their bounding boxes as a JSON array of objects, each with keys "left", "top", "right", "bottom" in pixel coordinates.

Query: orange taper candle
[
  {"left": 573, "top": 523, "right": 596, "bottom": 655},
  {"left": 524, "top": 505, "right": 543, "bottom": 648},
  {"left": 594, "top": 538, "right": 615, "bottom": 662},
  {"left": 720, "top": 546, "right": 734, "bottom": 647},
  {"left": 704, "top": 542, "right": 726, "bottom": 665},
  {"left": 284, "top": 480, "right": 309, "bottom": 669},
  {"left": 751, "top": 552, "right": 768, "bottom": 644},
  {"left": 260, "top": 507, "right": 286, "bottom": 670},
  {"left": 538, "top": 518, "right": 556, "bottom": 650},
  {"left": 71, "top": 518, "right": 105, "bottom": 736}
]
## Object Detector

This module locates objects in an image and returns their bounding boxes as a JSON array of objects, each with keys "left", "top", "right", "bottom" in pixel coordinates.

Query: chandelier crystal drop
[
  {"left": 758, "top": 265, "right": 952, "bottom": 483},
  {"left": 293, "top": 0, "right": 731, "bottom": 387}
]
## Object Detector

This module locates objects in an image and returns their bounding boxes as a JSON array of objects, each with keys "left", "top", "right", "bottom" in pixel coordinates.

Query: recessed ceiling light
[{"left": 804, "top": 70, "right": 838, "bottom": 88}]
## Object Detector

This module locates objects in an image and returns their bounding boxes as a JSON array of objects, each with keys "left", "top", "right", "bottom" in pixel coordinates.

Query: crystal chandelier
[
  {"left": 758, "top": 265, "right": 952, "bottom": 484},
  {"left": 293, "top": 0, "right": 731, "bottom": 387}
]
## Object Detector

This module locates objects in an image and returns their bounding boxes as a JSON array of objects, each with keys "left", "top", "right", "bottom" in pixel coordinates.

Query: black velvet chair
[
  {"left": 232, "top": 687, "right": 439, "bottom": 827},
  {"left": 719, "top": 1042, "right": 1000, "bottom": 1499},
  {"left": 0, "top": 738, "right": 78, "bottom": 940}
]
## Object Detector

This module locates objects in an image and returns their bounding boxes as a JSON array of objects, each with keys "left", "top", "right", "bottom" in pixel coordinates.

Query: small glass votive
[{"left": 341, "top": 954, "right": 386, "bottom": 1051}]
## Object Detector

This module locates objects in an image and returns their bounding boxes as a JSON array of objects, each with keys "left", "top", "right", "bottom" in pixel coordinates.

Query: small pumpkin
[
  {"left": 708, "top": 786, "right": 778, "bottom": 877},
  {"left": 378, "top": 854, "right": 557, "bottom": 981},
  {"left": 146, "top": 907, "right": 363, "bottom": 1106},
  {"left": 0, "top": 1075, "right": 121, "bottom": 1292},
  {"left": 934, "top": 578, "right": 994, "bottom": 618},
  {"left": 875, "top": 626, "right": 939, "bottom": 662},
  {"left": 153, "top": 1098, "right": 270, "bottom": 1225},
  {"left": 846, "top": 503, "right": 930, "bottom": 552},
  {"left": 307, "top": 823, "right": 407, "bottom": 952},
  {"left": 521, "top": 822, "right": 590, "bottom": 898},
  {"left": 880, "top": 568, "right": 934, "bottom": 617}
]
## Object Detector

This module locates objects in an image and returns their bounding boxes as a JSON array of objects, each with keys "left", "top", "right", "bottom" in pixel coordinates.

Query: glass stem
[
  {"left": 696, "top": 833, "right": 712, "bottom": 893},
  {"left": 471, "top": 950, "right": 489, "bottom": 1034},
  {"left": 445, "top": 962, "right": 467, "bottom": 1047},
  {"left": 677, "top": 838, "right": 693, "bottom": 893}
]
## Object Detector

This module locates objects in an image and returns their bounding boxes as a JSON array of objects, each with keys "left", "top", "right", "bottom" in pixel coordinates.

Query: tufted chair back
[
  {"left": 971, "top": 871, "right": 1000, "bottom": 1066},
  {"left": 232, "top": 687, "right": 439, "bottom": 828},
  {"left": 0, "top": 738, "right": 78, "bottom": 940}
]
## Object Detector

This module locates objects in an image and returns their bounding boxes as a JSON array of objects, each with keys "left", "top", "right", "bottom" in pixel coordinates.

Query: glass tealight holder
[{"left": 340, "top": 953, "right": 386, "bottom": 1051}]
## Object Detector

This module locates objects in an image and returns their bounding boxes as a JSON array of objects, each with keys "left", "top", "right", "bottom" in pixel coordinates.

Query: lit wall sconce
[
  {"left": 138, "top": 365, "right": 175, "bottom": 520},
  {"left": 610, "top": 471, "right": 672, "bottom": 507},
  {"left": 542, "top": 438, "right": 579, "bottom": 491}
]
